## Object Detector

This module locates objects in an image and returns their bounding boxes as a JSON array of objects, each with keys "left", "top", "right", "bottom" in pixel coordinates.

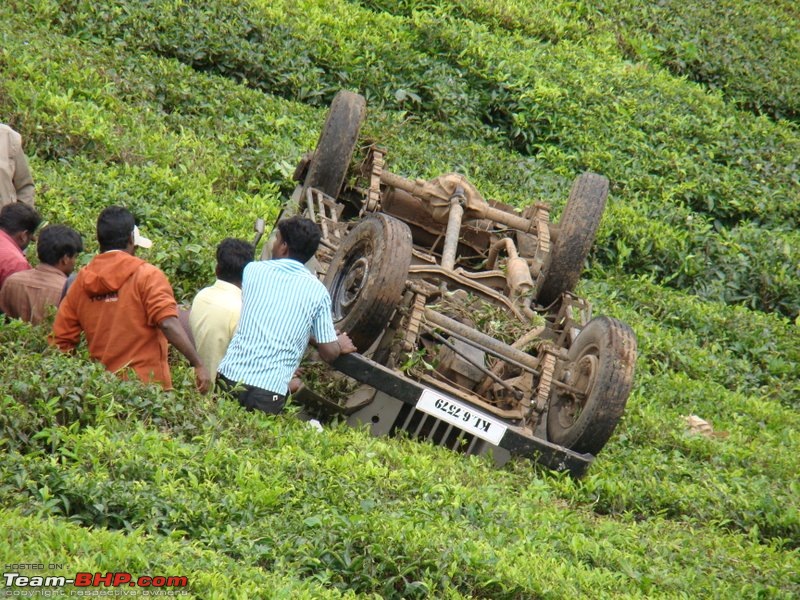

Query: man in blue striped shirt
[{"left": 217, "top": 216, "right": 355, "bottom": 414}]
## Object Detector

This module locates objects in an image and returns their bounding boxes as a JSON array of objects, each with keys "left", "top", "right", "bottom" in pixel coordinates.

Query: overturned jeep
[{"left": 276, "top": 91, "right": 636, "bottom": 476}]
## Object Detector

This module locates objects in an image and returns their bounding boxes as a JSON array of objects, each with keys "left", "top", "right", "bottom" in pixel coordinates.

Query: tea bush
[
  {"left": 1, "top": 0, "right": 799, "bottom": 597},
  {"left": 11, "top": 0, "right": 799, "bottom": 318},
  {"left": 1, "top": 368, "right": 796, "bottom": 596},
  {"left": 363, "top": 0, "right": 800, "bottom": 123},
  {"left": 0, "top": 508, "right": 355, "bottom": 599},
  {"left": 596, "top": 0, "right": 800, "bottom": 122}
]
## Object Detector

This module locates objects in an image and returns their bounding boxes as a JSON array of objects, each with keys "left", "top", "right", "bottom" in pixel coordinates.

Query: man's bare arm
[
  {"left": 317, "top": 332, "right": 357, "bottom": 363},
  {"left": 159, "top": 316, "right": 211, "bottom": 393}
]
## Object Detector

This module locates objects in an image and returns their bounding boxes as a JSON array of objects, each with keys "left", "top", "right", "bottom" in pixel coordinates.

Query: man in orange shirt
[
  {"left": 52, "top": 206, "right": 210, "bottom": 392},
  {"left": 0, "top": 224, "right": 83, "bottom": 324}
]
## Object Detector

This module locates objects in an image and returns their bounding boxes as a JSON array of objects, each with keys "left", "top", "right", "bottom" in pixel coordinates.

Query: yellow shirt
[{"left": 189, "top": 279, "right": 242, "bottom": 382}]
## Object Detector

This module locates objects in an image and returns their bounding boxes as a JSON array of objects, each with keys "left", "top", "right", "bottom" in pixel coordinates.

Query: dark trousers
[{"left": 217, "top": 374, "right": 286, "bottom": 415}]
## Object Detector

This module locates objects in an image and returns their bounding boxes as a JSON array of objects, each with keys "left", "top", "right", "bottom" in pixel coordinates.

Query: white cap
[{"left": 132, "top": 225, "right": 153, "bottom": 248}]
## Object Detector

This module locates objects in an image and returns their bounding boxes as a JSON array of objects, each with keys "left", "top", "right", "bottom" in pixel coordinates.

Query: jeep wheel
[
  {"left": 535, "top": 172, "right": 608, "bottom": 306},
  {"left": 302, "top": 90, "right": 366, "bottom": 200},
  {"left": 546, "top": 316, "right": 636, "bottom": 454},
  {"left": 324, "top": 214, "right": 413, "bottom": 352}
]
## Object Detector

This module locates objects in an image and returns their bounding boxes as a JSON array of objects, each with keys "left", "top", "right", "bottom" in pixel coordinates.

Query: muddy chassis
[{"left": 273, "top": 91, "right": 636, "bottom": 476}]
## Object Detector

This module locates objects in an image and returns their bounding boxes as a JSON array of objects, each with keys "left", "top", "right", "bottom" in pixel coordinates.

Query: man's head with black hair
[
  {"left": 0, "top": 203, "right": 41, "bottom": 250},
  {"left": 37, "top": 224, "right": 84, "bottom": 275},
  {"left": 273, "top": 216, "right": 321, "bottom": 263},
  {"left": 96, "top": 206, "right": 135, "bottom": 253},
  {"left": 216, "top": 238, "right": 254, "bottom": 287}
]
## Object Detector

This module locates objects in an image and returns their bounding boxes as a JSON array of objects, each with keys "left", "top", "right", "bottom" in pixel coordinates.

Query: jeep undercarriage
[{"left": 269, "top": 91, "right": 637, "bottom": 476}]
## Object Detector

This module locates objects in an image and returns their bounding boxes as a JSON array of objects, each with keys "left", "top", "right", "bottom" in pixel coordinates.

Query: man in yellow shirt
[{"left": 189, "top": 238, "right": 253, "bottom": 385}]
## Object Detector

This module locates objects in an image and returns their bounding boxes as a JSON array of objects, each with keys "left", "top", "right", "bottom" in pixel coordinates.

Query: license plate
[{"left": 416, "top": 389, "right": 508, "bottom": 445}]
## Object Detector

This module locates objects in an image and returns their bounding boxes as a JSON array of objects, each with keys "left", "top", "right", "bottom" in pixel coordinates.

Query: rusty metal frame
[
  {"left": 331, "top": 353, "right": 593, "bottom": 477},
  {"left": 290, "top": 142, "right": 620, "bottom": 476}
]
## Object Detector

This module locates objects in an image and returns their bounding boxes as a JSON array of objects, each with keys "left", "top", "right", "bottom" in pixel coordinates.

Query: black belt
[{"left": 217, "top": 373, "right": 287, "bottom": 415}]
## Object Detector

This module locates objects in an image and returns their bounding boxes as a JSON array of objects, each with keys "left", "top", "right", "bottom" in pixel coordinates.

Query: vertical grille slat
[{"left": 388, "top": 404, "right": 485, "bottom": 457}]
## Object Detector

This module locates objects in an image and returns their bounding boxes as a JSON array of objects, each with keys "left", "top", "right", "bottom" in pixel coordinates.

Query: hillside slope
[{"left": 1, "top": 1, "right": 798, "bottom": 598}]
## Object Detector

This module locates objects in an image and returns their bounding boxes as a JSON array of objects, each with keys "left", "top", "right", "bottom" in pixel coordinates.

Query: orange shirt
[{"left": 51, "top": 251, "right": 179, "bottom": 388}]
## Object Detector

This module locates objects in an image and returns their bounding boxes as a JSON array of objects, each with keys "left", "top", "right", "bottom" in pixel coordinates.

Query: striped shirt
[{"left": 217, "top": 258, "right": 338, "bottom": 393}]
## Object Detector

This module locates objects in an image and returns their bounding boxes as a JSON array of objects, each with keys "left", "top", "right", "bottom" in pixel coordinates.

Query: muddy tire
[
  {"left": 535, "top": 173, "right": 608, "bottom": 306},
  {"left": 302, "top": 90, "right": 366, "bottom": 200},
  {"left": 546, "top": 316, "right": 636, "bottom": 455},
  {"left": 324, "top": 214, "right": 412, "bottom": 352}
]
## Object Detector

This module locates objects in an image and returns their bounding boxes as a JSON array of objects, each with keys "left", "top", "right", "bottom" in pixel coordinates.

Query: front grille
[{"left": 388, "top": 402, "right": 487, "bottom": 455}]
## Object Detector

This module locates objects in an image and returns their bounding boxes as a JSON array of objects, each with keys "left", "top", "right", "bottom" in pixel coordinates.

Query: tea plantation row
[
  {"left": 8, "top": 0, "right": 800, "bottom": 317},
  {"left": 1, "top": 320, "right": 796, "bottom": 597},
  {"left": 1, "top": 0, "right": 798, "bottom": 597}
]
